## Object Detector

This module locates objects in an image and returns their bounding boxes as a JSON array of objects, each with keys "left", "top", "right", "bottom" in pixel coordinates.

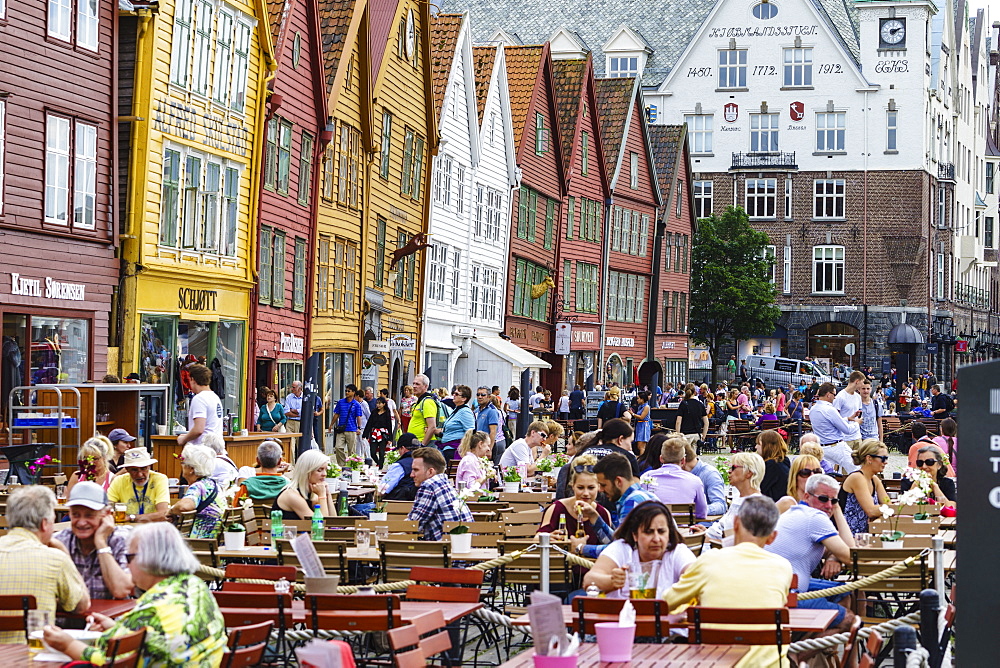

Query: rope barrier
[
  {"left": 905, "top": 645, "right": 931, "bottom": 668},
  {"left": 786, "top": 611, "right": 921, "bottom": 653},
  {"left": 797, "top": 549, "right": 930, "bottom": 600},
  {"left": 548, "top": 544, "right": 595, "bottom": 570}
]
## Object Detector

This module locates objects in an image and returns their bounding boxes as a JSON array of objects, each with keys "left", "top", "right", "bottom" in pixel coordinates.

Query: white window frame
[
  {"left": 630, "top": 152, "right": 638, "bottom": 189},
  {"left": 718, "top": 49, "right": 747, "bottom": 88},
  {"left": 450, "top": 247, "right": 461, "bottom": 306},
  {"left": 763, "top": 244, "right": 776, "bottom": 285},
  {"left": 782, "top": 244, "right": 791, "bottom": 294},
  {"left": 745, "top": 178, "right": 776, "bottom": 219},
  {"left": 428, "top": 243, "right": 447, "bottom": 302},
  {"left": 73, "top": 122, "right": 97, "bottom": 230},
  {"left": 45, "top": 115, "right": 71, "bottom": 226},
  {"left": 684, "top": 114, "right": 713, "bottom": 154},
  {"left": 170, "top": 0, "right": 194, "bottom": 87},
  {"left": 693, "top": 180, "right": 713, "bottom": 218},
  {"left": 813, "top": 179, "right": 845, "bottom": 219},
  {"left": 0, "top": 0, "right": 6, "bottom": 20},
  {"left": 936, "top": 251, "right": 945, "bottom": 299},
  {"left": 78, "top": 0, "right": 100, "bottom": 51},
  {"left": 0, "top": 101, "right": 5, "bottom": 215},
  {"left": 455, "top": 164, "right": 465, "bottom": 213},
  {"left": 816, "top": 111, "right": 846, "bottom": 152},
  {"left": 812, "top": 245, "right": 845, "bottom": 294},
  {"left": 784, "top": 179, "right": 792, "bottom": 219},
  {"left": 750, "top": 113, "right": 779, "bottom": 152},
  {"left": 49, "top": 0, "right": 73, "bottom": 42},
  {"left": 161, "top": 142, "right": 241, "bottom": 255},
  {"left": 433, "top": 154, "right": 452, "bottom": 206},
  {"left": 782, "top": 47, "right": 812, "bottom": 87},
  {"left": 230, "top": 20, "right": 252, "bottom": 112},
  {"left": 886, "top": 110, "right": 897, "bottom": 151},
  {"left": 191, "top": 0, "right": 213, "bottom": 96},
  {"left": 608, "top": 56, "right": 639, "bottom": 78}
]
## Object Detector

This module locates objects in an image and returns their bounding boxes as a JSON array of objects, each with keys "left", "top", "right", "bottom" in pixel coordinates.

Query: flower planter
[
  {"left": 223, "top": 531, "right": 246, "bottom": 551},
  {"left": 503, "top": 481, "right": 520, "bottom": 493},
  {"left": 450, "top": 532, "right": 473, "bottom": 554},
  {"left": 881, "top": 540, "right": 904, "bottom": 549},
  {"left": 369, "top": 512, "right": 388, "bottom": 522}
]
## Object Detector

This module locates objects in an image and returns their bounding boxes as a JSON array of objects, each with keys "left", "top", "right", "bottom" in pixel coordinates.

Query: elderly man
[
  {"left": 680, "top": 442, "right": 727, "bottom": 516},
  {"left": 645, "top": 438, "right": 708, "bottom": 519},
  {"left": 407, "top": 447, "right": 472, "bottom": 541},
  {"left": 107, "top": 447, "right": 170, "bottom": 523},
  {"left": 283, "top": 380, "right": 305, "bottom": 434},
  {"left": 53, "top": 482, "right": 133, "bottom": 600},
  {"left": 0, "top": 486, "right": 89, "bottom": 642},
  {"left": 661, "top": 496, "right": 793, "bottom": 668},
  {"left": 233, "top": 441, "right": 288, "bottom": 505},
  {"left": 407, "top": 374, "right": 439, "bottom": 447},
  {"left": 808, "top": 383, "right": 862, "bottom": 474},
  {"left": 766, "top": 473, "right": 855, "bottom": 632}
]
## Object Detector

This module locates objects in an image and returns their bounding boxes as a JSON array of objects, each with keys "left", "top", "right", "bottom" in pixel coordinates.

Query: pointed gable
[
  {"left": 430, "top": 13, "right": 464, "bottom": 122},
  {"left": 369, "top": 0, "right": 400, "bottom": 82},
  {"left": 594, "top": 76, "right": 633, "bottom": 180},
  {"left": 319, "top": 0, "right": 358, "bottom": 88},
  {"left": 503, "top": 45, "right": 544, "bottom": 148},
  {"left": 266, "top": 0, "right": 287, "bottom": 48},
  {"left": 551, "top": 58, "right": 587, "bottom": 173},
  {"left": 647, "top": 124, "right": 683, "bottom": 203},
  {"left": 472, "top": 45, "right": 497, "bottom": 125}
]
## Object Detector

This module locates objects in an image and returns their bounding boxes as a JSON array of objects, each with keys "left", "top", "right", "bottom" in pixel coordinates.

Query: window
[
  {"left": 270, "top": 231, "right": 285, "bottom": 306},
  {"left": 297, "top": 132, "right": 314, "bottom": 206},
  {"left": 221, "top": 167, "right": 238, "bottom": 255},
  {"left": 470, "top": 263, "right": 500, "bottom": 322},
  {"left": 782, "top": 244, "right": 791, "bottom": 293},
  {"left": 987, "top": 162, "right": 995, "bottom": 194},
  {"left": 331, "top": 239, "right": 358, "bottom": 311},
  {"left": 230, "top": 21, "right": 251, "bottom": 111},
  {"left": 73, "top": 123, "right": 97, "bottom": 229},
  {"left": 43, "top": 115, "right": 99, "bottom": 230},
  {"left": 0, "top": 0, "right": 6, "bottom": 20},
  {"left": 336, "top": 123, "right": 362, "bottom": 208},
  {"left": 675, "top": 180, "right": 683, "bottom": 217},
  {"left": 44, "top": 115, "right": 71, "bottom": 225},
  {"left": 813, "top": 179, "right": 845, "bottom": 218},
  {"left": 543, "top": 198, "right": 555, "bottom": 249},
  {"left": 160, "top": 146, "right": 239, "bottom": 254},
  {"left": 321, "top": 146, "right": 334, "bottom": 200},
  {"left": 718, "top": 49, "right": 747, "bottom": 88},
  {"left": 513, "top": 259, "right": 549, "bottom": 320},
  {"left": 580, "top": 198, "right": 600, "bottom": 241},
  {"left": 609, "top": 56, "right": 639, "bottom": 78},
  {"left": 517, "top": 187, "right": 537, "bottom": 241},
  {"left": 0, "top": 102, "right": 5, "bottom": 214},
  {"left": 49, "top": 0, "right": 73, "bottom": 41},
  {"left": 264, "top": 119, "right": 278, "bottom": 190},
  {"left": 782, "top": 47, "right": 812, "bottom": 87},
  {"left": 455, "top": 164, "right": 465, "bottom": 213},
  {"left": 745, "top": 178, "right": 776, "bottom": 218},
  {"left": 816, "top": 111, "right": 846, "bottom": 152},
  {"left": 565, "top": 196, "right": 575, "bottom": 239},
  {"left": 763, "top": 244, "right": 776, "bottom": 284},
  {"left": 475, "top": 185, "right": 504, "bottom": 242},
  {"left": 936, "top": 251, "right": 945, "bottom": 299},
  {"left": 753, "top": 2, "right": 778, "bottom": 19},
  {"left": 433, "top": 154, "right": 452, "bottom": 205},
  {"left": 191, "top": 0, "right": 213, "bottom": 95},
  {"left": 160, "top": 149, "right": 181, "bottom": 245},
  {"left": 576, "top": 262, "right": 598, "bottom": 313},
  {"left": 750, "top": 113, "right": 779, "bottom": 152},
  {"left": 630, "top": 152, "right": 638, "bottom": 189},
  {"left": 427, "top": 243, "right": 447, "bottom": 302},
  {"left": 77, "top": 0, "right": 99, "bottom": 50},
  {"left": 608, "top": 271, "right": 645, "bottom": 323},
  {"left": 581, "top": 132, "right": 589, "bottom": 176},
  {"left": 293, "top": 237, "right": 306, "bottom": 311},
  {"left": 374, "top": 217, "right": 387, "bottom": 288},
  {"left": 784, "top": 179, "right": 792, "bottom": 219},
  {"left": 450, "top": 248, "right": 460, "bottom": 305},
  {"left": 276, "top": 121, "right": 292, "bottom": 194},
  {"left": 664, "top": 234, "right": 672, "bottom": 271},
  {"left": 986, "top": 217, "right": 994, "bottom": 249},
  {"left": 400, "top": 128, "right": 424, "bottom": 199},
  {"left": 170, "top": 0, "right": 194, "bottom": 86},
  {"left": 693, "top": 181, "right": 712, "bottom": 218},
  {"left": 394, "top": 231, "right": 416, "bottom": 300},
  {"left": 200, "top": 163, "right": 219, "bottom": 250},
  {"left": 259, "top": 226, "right": 272, "bottom": 303},
  {"left": 379, "top": 112, "right": 392, "bottom": 179},
  {"left": 317, "top": 236, "right": 330, "bottom": 310},
  {"left": 812, "top": 245, "right": 845, "bottom": 294},
  {"left": 534, "top": 113, "right": 549, "bottom": 154},
  {"left": 684, "top": 114, "right": 713, "bottom": 154},
  {"left": 886, "top": 110, "right": 897, "bottom": 151}
]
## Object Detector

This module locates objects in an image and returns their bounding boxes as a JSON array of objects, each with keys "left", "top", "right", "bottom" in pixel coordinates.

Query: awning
[
  {"left": 887, "top": 323, "right": 925, "bottom": 345},
  {"left": 472, "top": 336, "right": 551, "bottom": 369}
]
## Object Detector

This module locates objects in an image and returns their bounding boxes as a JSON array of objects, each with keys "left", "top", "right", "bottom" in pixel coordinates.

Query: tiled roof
[
  {"left": 504, "top": 45, "right": 544, "bottom": 148},
  {"left": 551, "top": 59, "right": 587, "bottom": 173},
  {"left": 647, "top": 124, "right": 683, "bottom": 203},
  {"left": 319, "top": 0, "right": 357, "bottom": 89},
  {"left": 266, "top": 0, "right": 286, "bottom": 49},
  {"left": 594, "top": 77, "right": 633, "bottom": 181},
  {"left": 472, "top": 45, "right": 498, "bottom": 125},
  {"left": 430, "top": 13, "right": 465, "bottom": 121},
  {"left": 442, "top": 0, "right": 860, "bottom": 85}
]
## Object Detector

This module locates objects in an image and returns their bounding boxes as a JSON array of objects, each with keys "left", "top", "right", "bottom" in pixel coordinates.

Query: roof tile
[
  {"left": 594, "top": 77, "right": 633, "bottom": 180},
  {"left": 472, "top": 45, "right": 498, "bottom": 124},
  {"left": 266, "top": 0, "right": 286, "bottom": 49},
  {"left": 318, "top": 0, "right": 358, "bottom": 89},
  {"left": 647, "top": 124, "right": 683, "bottom": 202},
  {"left": 430, "top": 13, "right": 465, "bottom": 121},
  {"left": 551, "top": 59, "right": 587, "bottom": 172},
  {"left": 503, "top": 45, "right": 544, "bottom": 148}
]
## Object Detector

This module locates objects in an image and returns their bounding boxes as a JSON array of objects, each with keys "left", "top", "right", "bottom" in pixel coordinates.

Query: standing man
[
  {"left": 475, "top": 386, "right": 505, "bottom": 462},
  {"left": 330, "top": 384, "right": 364, "bottom": 466},
  {"left": 407, "top": 448, "right": 473, "bottom": 541},
  {"left": 929, "top": 384, "right": 953, "bottom": 418},
  {"left": 408, "top": 374, "right": 440, "bottom": 447},
  {"left": 177, "top": 364, "right": 223, "bottom": 446},
  {"left": 674, "top": 384, "right": 708, "bottom": 452},
  {"left": 833, "top": 370, "right": 865, "bottom": 452},
  {"left": 569, "top": 384, "right": 586, "bottom": 420},
  {"left": 739, "top": 358, "right": 749, "bottom": 383},
  {"left": 529, "top": 386, "right": 545, "bottom": 411},
  {"left": 727, "top": 355, "right": 737, "bottom": 382},
  {"left": 807, "top": 383, "right": 862, "bottom": 474},
  {"left": 283, "top": 381, "right": 305, "bottom": 435},
  {"left": 363, "top": 387, "right": 378, "bottom": 413},
  {"left": 859, "top": 379, "right": 884, "bottom": 442}
]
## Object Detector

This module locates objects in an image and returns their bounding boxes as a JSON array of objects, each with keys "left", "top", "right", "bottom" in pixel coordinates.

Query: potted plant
[
  {"left": 502, "top": 467, "right": 521, "bottom": 493},
  {"left": 878, "top": 503, "right": 904, "bottom": 548},
  {"left": 346, "top": 454, "right": 365, "bottom": 483},
  {"left": 448, "top": 489, "right": 477, "bottom": 553},
  {"left": 223, "top": 522, "right": 247, "bottom": 550},
  {"left": 369, "top": 486, "right": 388, "bottom": 522},
  {"left": 326, "top": 461, "right": 342, "bottom": 495}
]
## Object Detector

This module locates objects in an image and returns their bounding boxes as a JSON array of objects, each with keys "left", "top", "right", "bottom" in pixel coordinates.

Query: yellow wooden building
[{"left": 117, "top": 0, "right": 275, "bottom": 427}]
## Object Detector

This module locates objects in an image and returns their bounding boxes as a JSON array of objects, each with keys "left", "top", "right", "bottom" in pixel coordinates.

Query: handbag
[{"left": 276, "top": 423, "right": 287, "bottom": 433}]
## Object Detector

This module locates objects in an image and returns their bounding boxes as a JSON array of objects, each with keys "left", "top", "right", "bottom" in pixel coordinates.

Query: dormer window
[{"left": 609, "top": 56, "right": 639, "bottom": 78}]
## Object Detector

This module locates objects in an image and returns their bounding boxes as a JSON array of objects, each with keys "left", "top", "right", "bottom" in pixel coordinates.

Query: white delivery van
[{"left": 744, "top": 355, "right": 835, "bottom": 388}]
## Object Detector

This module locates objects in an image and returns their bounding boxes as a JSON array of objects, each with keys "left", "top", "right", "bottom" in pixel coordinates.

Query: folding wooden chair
[
  {"left": 687, "top": 606, "right": 790, "bottom": 658},
  {"left": 498, "top": 492, "right": 553, "bottom": 513},
  {"left": 858, "top": 630, "right": 883, "bottom": 668},
  {"left": 104, "top": 626, "right": 146, "bottom": 668},
  {"left": 276, "top": 539, "right": 350, "bottom": 582},
  {"left": 223, "top": 620, "right": 273, "bottom": 668},
  {"left": 175, "top": 510, "right": 197, "bottom": 536},
  {"left": 304, "top": 594, "right": 403, "bottom": 635},
  {"left": 388, "top": 609, "right": 451, "bottom": 668},
  {"left": 666, "top": 503, "right": 696, "bottom": 526},
  {"left": 682, "top": 530, "right": 706, "bottom": 555},
  {"left": 0, "top": 595, "right": 35, "bottom": 643},
  {"left": 849, "top": 548, "right": 928, "bottom": 623},
  {"left": 379, "top": 539, "right": 450, "bottom": 582},
  {"left": 441, "top": 521, "right": 504, "bottom": 548},
  {"left": 501, "top": 509, "right": 544, "bottom": 538},
  {"left": 837, "top": 616, "right": 863, "bottom": 668},
  {"left": 186, "top": 537, "right": 219, "bottom": 571},
  {"left": 573, "top": 597, "right": 672, "bottom": 642}
]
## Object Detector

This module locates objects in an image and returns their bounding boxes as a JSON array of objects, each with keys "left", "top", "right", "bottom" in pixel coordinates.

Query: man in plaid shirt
[{"left": 407, "top": 448, "right": 472, "bottom": 540}]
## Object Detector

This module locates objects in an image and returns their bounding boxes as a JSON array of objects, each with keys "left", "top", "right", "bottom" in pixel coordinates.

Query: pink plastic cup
[
  {"left": 594, "top": 622, "right": 636, "bottom": 662},
  {"left": 531, "top": 654, "right": 577, "bottom": 668}
]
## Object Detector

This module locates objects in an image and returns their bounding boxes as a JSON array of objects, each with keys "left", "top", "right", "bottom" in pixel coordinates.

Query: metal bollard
[
  {"left": 893, "top": 625, "right": 918, "bottom": 668},
  {"left": 919, "top": 589, "right": 941, "bottom": 668},
  {"left": 539, "top": 532, "right": 551, "bottom": 595},
  {"left": 931, "top": 536, "right": 945, "bottom": 604}
]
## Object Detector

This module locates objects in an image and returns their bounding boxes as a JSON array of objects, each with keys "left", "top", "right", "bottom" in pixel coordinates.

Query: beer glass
[{"left": 114, "top": 504, "right": 128, "bottom": 523}]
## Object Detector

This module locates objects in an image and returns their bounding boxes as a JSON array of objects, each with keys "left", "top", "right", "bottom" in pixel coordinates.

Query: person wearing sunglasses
[
  {"left": 901, "top": 446, "right": 956, "bottom": 503},
  {"left": 697, "top": 451, "right": 766, "bottom": 544},
  {"left": 766, "top": 473, "right": 856, "bottom": 634},
  {"left": 838, "top": 439, "right": 892, "bottom": 534},
  {"left": 775, "top": 454, "right": 823, "bottom": 513}
]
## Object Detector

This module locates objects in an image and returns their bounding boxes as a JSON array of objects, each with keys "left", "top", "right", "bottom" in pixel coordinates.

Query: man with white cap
[
  {"left": 107, "top": 448, "right": 170, "bottom": 523},
  {"left": 53, "top": 482, "right": 133, "bottom": 600}
]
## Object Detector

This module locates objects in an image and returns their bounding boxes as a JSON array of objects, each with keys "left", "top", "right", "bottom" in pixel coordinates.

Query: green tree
[{"left": 689, "top": 206, "right": 781, "bottom": 384}]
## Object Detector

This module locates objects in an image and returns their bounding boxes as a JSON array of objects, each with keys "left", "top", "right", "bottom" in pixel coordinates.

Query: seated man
[
  {"left": 765, "top": 473, "right": 856, "bottom": 633},
  {"left": 233, "top": 441, "right": 289, "bottom": 505},
  {"left": 660, "top": 496, "right": 793, "bottom": 668},
  {"left": 351, "top": 434, "right": 418, "bottom": 516},
  {"left": 407, "top": 447, "right": 472, "bottom": 541},
  {"left": 645, "top": 438, "right": 709, "bottom": 519},
  {"left": 680, "top": 442, "right": 726, "bottom": 516},
  {"left": 53, "top": 481, "right": 133, "bottom": 600},
  {"left": 107, "top": 448, "right": 170, "bottom": 523},
  {"left": 0, "top": 486, "right": 90, "bottom": 642}
]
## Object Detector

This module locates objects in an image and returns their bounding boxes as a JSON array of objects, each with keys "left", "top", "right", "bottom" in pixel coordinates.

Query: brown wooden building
[
  {"left": 0, "top": 0, "right": 120, "bottom": 411},
  {"left": 251, "top": 0, "right": 328, "bottom": 408}
]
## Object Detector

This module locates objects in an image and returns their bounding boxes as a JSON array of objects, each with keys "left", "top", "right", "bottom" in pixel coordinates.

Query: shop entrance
[{"left": 808, "top": 322, "right": 860, "bottom": 367}]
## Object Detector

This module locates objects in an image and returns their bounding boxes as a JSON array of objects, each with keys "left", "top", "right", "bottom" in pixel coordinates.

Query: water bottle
[
  {"left": 270, "top": 509, "right": 284, "bottom": 547},
  {"left": 311, "top": 504, "right": 324, "bottom": 540},
  {"left": 337, "top": 480, "right": 350, "bottom": 516}
]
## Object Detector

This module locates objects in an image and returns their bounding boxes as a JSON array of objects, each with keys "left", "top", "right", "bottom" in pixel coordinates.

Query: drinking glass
[
  {"left": 356, "top": 527, "right": 371, "bottom": 555},
  {"left": 27, "top": 610, "right": 51, "bottom": 654},
  {"left": 55, "top": 485, "right": 67, "bottom": 503},
  {"left": 114, "top": 503, "right": 128, "bottom": 523},
  {"left": 854, "top": 532, "right": 871, "bottom": 548},
  {"left": 374, "top": 525, "right": 389, "bottom": 547}
]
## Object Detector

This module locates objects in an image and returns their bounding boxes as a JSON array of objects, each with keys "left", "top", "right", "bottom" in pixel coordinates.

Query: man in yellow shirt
[
  {"left": 661, "top": 496, "right": 793, "bottom": 668},
  {"left": 107, "top": 448, "right": 170, "bottom": 522},
  {"left": 0, "top": 486, "right": 89, "bottom": 643}
]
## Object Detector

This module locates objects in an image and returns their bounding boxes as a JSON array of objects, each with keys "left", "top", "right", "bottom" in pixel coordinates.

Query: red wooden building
[
  {"left": 250, "top": 0, "right": 328, "bottom": 407},
  {"left": 0, "top": 0, "right": 120, "bottom": 407}
]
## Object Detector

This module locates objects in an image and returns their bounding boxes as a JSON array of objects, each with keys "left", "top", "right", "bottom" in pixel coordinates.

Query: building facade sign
[
  {"left": 389, "top": 335, "right": 417, "bottom": 351},
  {"left": 152, "top": 97, "right": 250, "bottom": 157},
  {"left": 555, "top": 323, "right": 572, "bottom": 355},
  {"left": 508, "top": 323, "right": 551, "bottom": 350},
  {"left": 606, "top": 336, "right": 635, "bottom": 347},
  {"left": 279, "top": 333, "right": 304, "bottom": 354},
  {"left": 9, "top": 274, "right": 86, "bottom": 301}
]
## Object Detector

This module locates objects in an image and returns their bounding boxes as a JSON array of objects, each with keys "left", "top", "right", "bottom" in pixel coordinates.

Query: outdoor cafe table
[
  {"left": 214, "top": 599, "right": 483, "bottom": 626},
  {"left": 0, "top": 646, "right": 65, "bottom": 665},
  {"left": 210, "top": 544, "right": 501, "bottom": 562},
  {"left": 511, "top": 605, "right": 837, "bottom": 634},
  {"left": 499, "top": 642, "right": 749, "bottom": 667}
]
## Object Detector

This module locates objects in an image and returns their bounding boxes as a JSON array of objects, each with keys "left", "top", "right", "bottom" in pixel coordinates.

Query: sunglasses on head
[
  {"left": 810, "top": 493, "right": 836, "bottom": 504},
  {"left": 796, "top": 468, "right": 823, "bottom": 478},
  {"left": 869, "top": 455, "right": 889, "bottom": 463},
  {"left": 573, "top": 465, "right": 595, "bottom": 474},
  {"left": 915, "top": 458, "right": 940, "bottom": 467}
]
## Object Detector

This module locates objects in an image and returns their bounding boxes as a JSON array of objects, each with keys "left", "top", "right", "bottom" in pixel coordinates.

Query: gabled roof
[
  {"left": 319, "top": 0, "right": 358, "bottom": 88},
  {"left": 430, "top": 13, "right": 465, "bottom": 121},
  {"left": 551, "top": 58, "right": 587, "bottom": 172},
  {"left": 594, "top": 77, "right": 633, "bottom": 179},
  {"left": 987, "top": 132, "right": 1000, "bottom": 158},
  {"left": 503, "top": 45, "right": 545, "bottom": 147},
  {"left": 472, "top": 45, "right": 498, "bottom": 124},
  {"left": 266, "top": 0, "right": 286, "bottom": 48},
  {"left": 647, "top": 124, "right": 683, "bottom": 203},
  {"left": 370, "top": 0, "right": 400, "bottom": 83}
]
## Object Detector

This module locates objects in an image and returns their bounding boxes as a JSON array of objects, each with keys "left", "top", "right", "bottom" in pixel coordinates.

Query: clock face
[
  {"left": 880, "top": 19, "right": 905, "bottom": 45},
  {"left": 405, "top": 9, "right": 416, "bottom": 59}
]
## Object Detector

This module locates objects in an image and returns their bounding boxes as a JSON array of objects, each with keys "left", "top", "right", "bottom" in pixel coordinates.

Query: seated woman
[
  {"left": 838, "top": 439, "right": 890, "bottom": 534},
  {"left": 456, "top": 430, "right": 494, "bottom": 491},
  {"left": 538, "top": 454, "right": 612, "bottom": 547},
  {"left": 756, "top": 429, "right": 791, "bottom": 502},
  {"left": 43, "top": 522, "right": 227, "bottom": 666},
  {"left": 798, "top": 440, "right": 836, "bottom": 475},
  {"left": 901, "top": 445, "right": 956, "bottom": 503},
  {"left": 698, "top": 451, "right": 766, "bottom": 544},
  {"left": 582, "top": 501, "right": 695, "bottom": 604},
  {"left": 775, "top": 453, "right": 823, "bottom": 513},
  {"left": 755, "top": 402, "right": 779, "bottom": 428},
  {"left": 167, "top": 444, "right": 225, "bottom": 539},
  {"left": 65, "top": 438, "right": 116, "bottom": 496},
  {"left": 637, "top": 433, "right": 668, "bottom": 473},
  {"left": 272, "top": 449, "right": 335, "bottom": 520}
]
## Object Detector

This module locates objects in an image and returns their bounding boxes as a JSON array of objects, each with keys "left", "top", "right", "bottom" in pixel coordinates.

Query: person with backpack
[
  {"left": 859, "top": 379, "right": 883, "bottom": 441},
  {"left": 929, "top": 384, "right": 954, "bottom": 418},
  {"left": 475, "top": 386, "right": 506, "bottom": 463},
  {"left": 596, "top": 387, "right": 631, "bottom": 428},
  {"left": 408, "top": 374, "right": 442, "bottom": 447}
]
